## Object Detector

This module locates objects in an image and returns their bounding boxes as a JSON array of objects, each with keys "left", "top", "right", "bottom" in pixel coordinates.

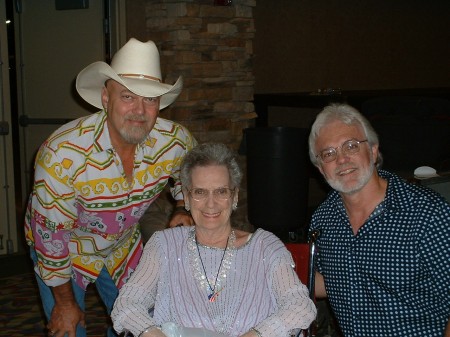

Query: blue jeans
[{"left": 31, "top": 248, "right": 118, "bottom": 337}]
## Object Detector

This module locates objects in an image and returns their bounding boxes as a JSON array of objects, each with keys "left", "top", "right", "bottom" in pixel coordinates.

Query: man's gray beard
[
  {"left": 326, "top": 154, "right": 375, "bottom": 195},
  {"left": 120, "top": 126, "right": 149, "bottom": 144}
]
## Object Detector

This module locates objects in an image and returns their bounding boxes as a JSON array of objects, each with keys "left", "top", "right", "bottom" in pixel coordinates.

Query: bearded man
[
  {"left": 308, "top": 103, "right": 449, "bottom": 337},
  {"left": 25, "top": 38, "right": 196, "bottom": 337}
]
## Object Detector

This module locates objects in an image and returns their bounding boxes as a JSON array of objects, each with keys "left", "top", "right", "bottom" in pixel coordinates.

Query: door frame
[{"left": 0, "top": 0, "right": 126, "bottom": 255}]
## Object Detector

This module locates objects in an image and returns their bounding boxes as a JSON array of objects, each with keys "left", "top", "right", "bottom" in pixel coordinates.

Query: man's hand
[
  {"left": 47, "top": 281, "right": 86, "bottom": 337},
  {"left": 168, "top": 209, "right": 194, "bottom": 227},
  {"left": 168, "top": 201, "right": 194, "bottom": 228}
]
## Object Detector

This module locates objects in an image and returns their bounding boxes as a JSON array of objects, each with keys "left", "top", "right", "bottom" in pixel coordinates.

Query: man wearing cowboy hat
[{"left": 24, "top": 38, "right": 196, "bottom": 337}]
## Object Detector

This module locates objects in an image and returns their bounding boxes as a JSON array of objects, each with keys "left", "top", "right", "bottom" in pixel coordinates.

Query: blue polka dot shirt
[{"left": 310, "top": 170, "right": 450, "bottom": 337}]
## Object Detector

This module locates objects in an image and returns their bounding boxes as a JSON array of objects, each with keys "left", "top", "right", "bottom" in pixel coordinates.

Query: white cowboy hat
[{"left": 76, "top": 38, "right": 183, "bottom": 110}]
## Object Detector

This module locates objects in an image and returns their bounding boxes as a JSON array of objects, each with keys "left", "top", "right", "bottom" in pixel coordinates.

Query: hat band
[{"left": 119, "top": 73, "right": 161, "bottom": 82}]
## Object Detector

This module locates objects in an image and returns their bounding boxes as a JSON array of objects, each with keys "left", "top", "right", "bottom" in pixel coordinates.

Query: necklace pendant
[
  {"left": 208, "top": 292, "right": 218, "bottom": 302},
  {"left": 190, "top": 229, "right": 235, "bottom": 305},
  {"left": 208, "top": 287, "right": 223, "bottom": 302}
]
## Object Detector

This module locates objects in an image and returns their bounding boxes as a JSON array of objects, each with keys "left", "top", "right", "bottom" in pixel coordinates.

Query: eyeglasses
[
  {"left": 187, "top": 187, "right": 236, "bottom": 202},
  {"left": 316, "top": 139, "right": 368, "bottom": 163}
]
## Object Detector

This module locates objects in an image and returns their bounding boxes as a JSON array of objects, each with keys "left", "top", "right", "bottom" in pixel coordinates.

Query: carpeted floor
[
  {"left": 0, "top": 272, "right": 342, "bottom": 337},
  {"left": 0, "top": 272, "right": 111, "bottom": 337}
]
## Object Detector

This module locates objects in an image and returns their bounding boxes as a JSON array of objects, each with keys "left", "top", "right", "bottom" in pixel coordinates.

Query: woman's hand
[
  {"left": 240, "top": 330, "right": 260, "bottom": 337},
  {"left": 140, "top": 327, "right": 167, "bottom": 337}
]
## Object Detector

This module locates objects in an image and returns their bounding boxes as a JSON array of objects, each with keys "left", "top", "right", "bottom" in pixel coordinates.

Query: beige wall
[{"left": 254, "top": 0, "right": 450, "bottom": 93}]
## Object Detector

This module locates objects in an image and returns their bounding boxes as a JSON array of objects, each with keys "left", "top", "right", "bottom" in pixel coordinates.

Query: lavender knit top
[{"left": 112, "top": 226, "right": 316, "bottom": 337}]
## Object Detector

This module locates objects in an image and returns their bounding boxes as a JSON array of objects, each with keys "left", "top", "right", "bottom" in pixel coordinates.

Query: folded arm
[
  {"left": 254, "top": 257, "right": 317, "bottom": 336},
  {"left": 111, "top": 235, "right": 161, "bottom": 337}
]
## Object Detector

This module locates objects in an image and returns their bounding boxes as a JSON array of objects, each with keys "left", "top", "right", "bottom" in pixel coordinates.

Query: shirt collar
[{"left": 93, "top": 110, "right": 156, "bottom": 153}]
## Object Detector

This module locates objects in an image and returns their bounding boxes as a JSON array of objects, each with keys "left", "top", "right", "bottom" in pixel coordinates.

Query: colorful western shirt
[
  {"left": 310, "top": 170, "right": 450, "bottom": 336},
  {"left": 25, "top": 110, "right": 196, "bottom": 290}
]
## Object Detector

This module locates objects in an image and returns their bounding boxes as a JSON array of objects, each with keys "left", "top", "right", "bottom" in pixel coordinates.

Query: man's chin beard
[
  {"left": 120, "top": 126, "right": 149, "bottom": 144},
  {"left": 327, "top": 159, "right": 375, "bottom": 194},
  {"left": 330, "top": 180, "right": 365, "bottom": 195}
]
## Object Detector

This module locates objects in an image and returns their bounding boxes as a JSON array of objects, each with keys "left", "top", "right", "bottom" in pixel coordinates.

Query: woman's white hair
[{"left": 180, "top": 142, "right": 242, "bottom": 189}]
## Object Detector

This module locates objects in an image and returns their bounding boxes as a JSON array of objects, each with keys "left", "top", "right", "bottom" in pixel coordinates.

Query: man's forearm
[
  {"left": 314, "top": 271, "right": 327, "bottom": 299},
  {"left": 174, "top": 200, "right": 185, "bottom": 208},
  {"left": 46, "top": 279, "right": 86, "bottom": 336},
  {"left": 51, "top": 280, "right": 77, "bottom": 305}
]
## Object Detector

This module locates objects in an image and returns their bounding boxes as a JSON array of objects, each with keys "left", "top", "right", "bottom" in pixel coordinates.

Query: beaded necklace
[
  {"left": 195, "top": 234, "right": 229, "bottom": 302},
  {"left": 188, "top": 228, "right": 236, "bottom": 303}
]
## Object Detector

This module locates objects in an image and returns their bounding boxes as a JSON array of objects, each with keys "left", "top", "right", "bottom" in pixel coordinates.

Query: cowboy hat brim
[{"left": 76, "top": 61, "right": 183, "bottom": 110}]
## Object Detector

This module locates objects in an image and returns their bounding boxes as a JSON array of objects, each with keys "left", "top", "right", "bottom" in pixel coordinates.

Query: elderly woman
[{"left": 111, "top": 143, "right": 316, "bottom": 337}]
